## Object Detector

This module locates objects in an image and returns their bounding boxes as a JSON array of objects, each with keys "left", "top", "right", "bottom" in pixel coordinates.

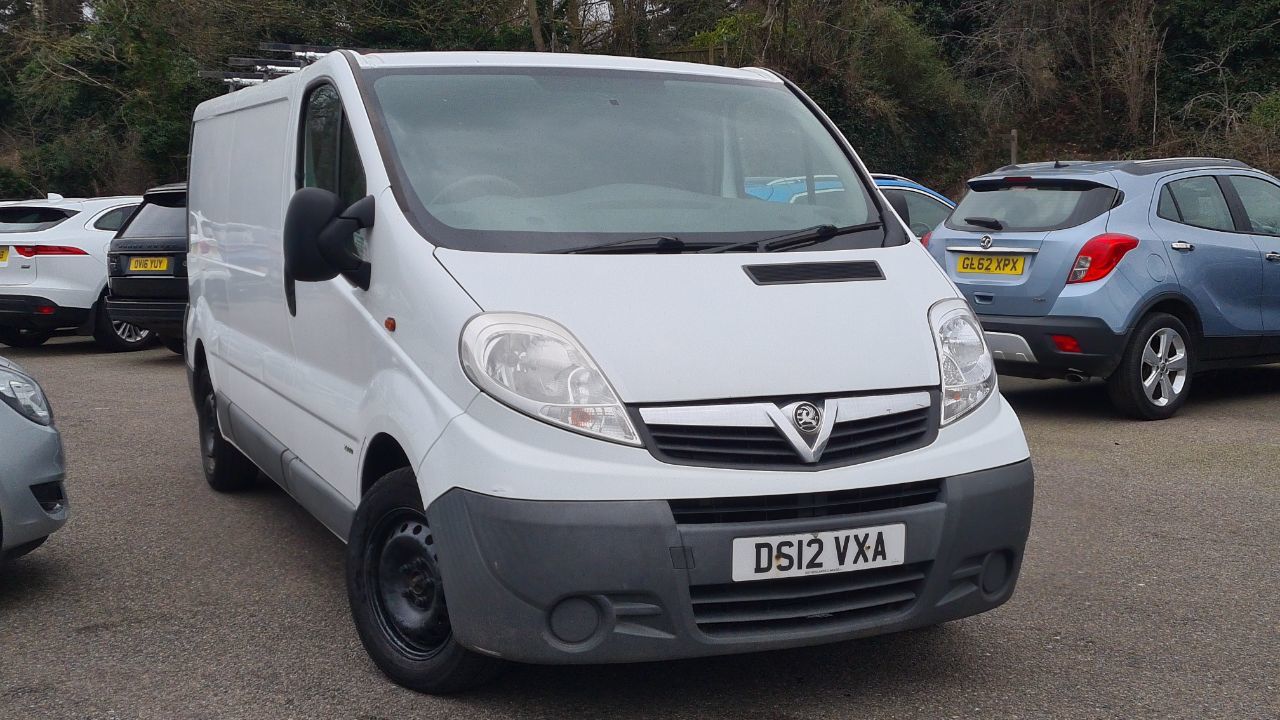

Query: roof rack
[{"left": 199, "top": 43, "right": 396, "bottom": 93}]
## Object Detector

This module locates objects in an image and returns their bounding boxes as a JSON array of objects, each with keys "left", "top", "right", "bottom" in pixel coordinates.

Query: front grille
[
  {"left": 668, "top": 479, "right": 941, "bottom": 525},
  {"left": 639, "top": 395, "right": 936, "bottom": 470},
  {"left": 689, "top": 562, "right": 928, "bottom": 637},
  {"left": 29, "top": 481, "right": 66, "bottom": 514}
]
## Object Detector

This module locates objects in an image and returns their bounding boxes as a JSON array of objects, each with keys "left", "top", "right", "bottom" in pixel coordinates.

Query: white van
[{"left": 186, "top": 51, "right": 1034, "bottom": 693}]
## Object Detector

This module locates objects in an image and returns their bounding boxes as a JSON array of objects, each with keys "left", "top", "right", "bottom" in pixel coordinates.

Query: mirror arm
[{"left": 316, "top": 196, "right": 375, "bottom": 291}]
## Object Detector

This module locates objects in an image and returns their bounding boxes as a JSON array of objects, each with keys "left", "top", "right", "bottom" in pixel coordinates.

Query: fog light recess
[
  {"left": 980, "top": 550, "right": 1015, "bottom": 596},
  {"left": 548, "top": 596, "right": 602, "bottom": 645}
]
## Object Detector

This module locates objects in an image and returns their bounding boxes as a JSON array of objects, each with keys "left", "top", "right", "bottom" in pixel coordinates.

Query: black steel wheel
[
  {"left": 365, "top": 507, "right": 452, "bottom": 660},
  {"left": 195, "top": 366, "right": 258, "bottom": 491},
  {"left": 347, "top": 468, "right": 504, "bottom": 694}
]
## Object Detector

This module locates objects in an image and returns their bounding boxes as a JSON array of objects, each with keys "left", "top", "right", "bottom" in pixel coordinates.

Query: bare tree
[{"left": 1106, "top": 0, "right": 1164, "bottom": 142}]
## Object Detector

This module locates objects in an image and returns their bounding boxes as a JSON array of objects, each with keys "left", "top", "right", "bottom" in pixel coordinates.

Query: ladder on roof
[{"left": 198, "top": 43, "right": 393, "bottom": 92}]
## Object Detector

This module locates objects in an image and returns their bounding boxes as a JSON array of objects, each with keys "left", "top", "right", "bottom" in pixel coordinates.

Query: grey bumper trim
[
  {"left": 985, "top": 331, "right": 1039, "bottom": 363},
  {"left": 426, "top": 459, "right": 1034, "bottom": 665}
]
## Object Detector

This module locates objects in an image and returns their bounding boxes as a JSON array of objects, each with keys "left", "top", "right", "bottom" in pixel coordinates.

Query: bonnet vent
[{"left": 743, "top": 261, "right": 884, "bottom": 285}]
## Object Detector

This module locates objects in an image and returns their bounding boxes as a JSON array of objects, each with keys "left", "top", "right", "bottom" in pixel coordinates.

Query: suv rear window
[
  {"left": 0, "top": 206, "right": 75, "bottom": 233},
  {"left": 946, "top": 180, "right": 1118, "bottom": 233},
  {"left": 119, "top": 193, "right": 186, "bottom": 239}
]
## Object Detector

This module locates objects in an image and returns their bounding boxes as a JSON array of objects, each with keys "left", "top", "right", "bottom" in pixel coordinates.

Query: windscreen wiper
[
  {"left": 553, "top": 235, "right": 685, "bottom": 254},
  {"left": 700, "top": 222, "right": 882, "bottom": 254},
  {"left": 965, "top": 217, "right": 1004, "bottom": 231}
]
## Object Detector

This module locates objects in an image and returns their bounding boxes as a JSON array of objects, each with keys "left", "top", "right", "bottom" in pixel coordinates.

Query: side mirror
[
  {"left": 884, "top": 191, "right": 911, "bottom": 229},
  {"left": 283, "top": 188, "right": 374, "bottom": 313}
]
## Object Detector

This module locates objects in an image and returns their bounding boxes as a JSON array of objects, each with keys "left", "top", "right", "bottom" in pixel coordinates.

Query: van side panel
[{"left": 188, "top": 111, "right": 238, "bottom": 391}]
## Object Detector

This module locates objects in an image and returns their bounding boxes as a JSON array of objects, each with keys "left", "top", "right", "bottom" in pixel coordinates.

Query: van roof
[
  {"left": 979, "top": 157, "right": 1251, "bottom": 181},
  {"left": 195, "top": 50, "right": 784, "bottom": 122},
  {"left": 352, "top": 51, "right": 781, "bottom": 83}
]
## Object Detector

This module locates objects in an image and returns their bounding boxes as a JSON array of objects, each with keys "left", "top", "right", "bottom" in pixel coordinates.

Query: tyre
[
  {"left": 195, "top": 366, "right": 258, "bottom": 492},
  {"left": 92, "top": 303, "right": 154, "bottom": 352},
  {"left": 0, "top": 327, "right": 53, "bottom": 348},
  {"left": 160, "top": 336, "right": 185, "bottom": 355},
  {"left": 1107, "top": 312, "right": 1194, "bottom": 420},
  {"left": 347, "top": 468, "right": 504, "bottom": 694}
]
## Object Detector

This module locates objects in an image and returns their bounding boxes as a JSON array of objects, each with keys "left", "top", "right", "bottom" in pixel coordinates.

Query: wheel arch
[
  {"left": 189, "top": 339, "right": 208, "bottom": 408},
  {"left": 361, "top": 432, "right": 412, "bottom": 497},
  {"left": 1128, "top": 292, "right": 1203, "bottom": 343}
]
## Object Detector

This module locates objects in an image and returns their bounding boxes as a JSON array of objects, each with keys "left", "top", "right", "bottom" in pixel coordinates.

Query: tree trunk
[
  {"left": 567, "top": 0, "right": 582, "bottom": 52},
  {"left": 528, "top": 0, "right": 546, "bottom": 51}
]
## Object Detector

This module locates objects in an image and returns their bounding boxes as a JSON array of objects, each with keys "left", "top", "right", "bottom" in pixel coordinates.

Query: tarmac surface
[{"left": 1, "top": 337, "right": 1276, "bottom": 719}]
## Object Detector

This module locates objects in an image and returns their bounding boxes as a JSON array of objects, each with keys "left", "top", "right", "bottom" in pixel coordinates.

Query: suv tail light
[
  {"left": 920, "top": 231, "right": 932, "bottom": 248},
  {"left": 13, "top": 245, "right": 89, "bottom": 257},
  {"left": 1067, "top": 234, "right": 1139, "bottom": 283}
]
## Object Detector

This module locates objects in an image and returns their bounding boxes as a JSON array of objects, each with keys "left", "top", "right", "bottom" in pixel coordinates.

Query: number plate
[
  {"left": 0, "top": 247, "right": 8, "bottom": 265},
  {"left": 957, "top": 254, "right": 1025, "bottom": 275},
  {"left": 129, "top": 257, "right": 170, "bottom": 272},
  {"left": 731, "top": 523, "right": 906, "bottom": 582}
]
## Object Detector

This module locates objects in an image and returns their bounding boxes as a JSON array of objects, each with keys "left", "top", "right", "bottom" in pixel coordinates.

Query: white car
[
  {"left": 0, "top": 195, "right": 153, "bottom": 350},
  {"left": 186, "top": 51, "right": 1034, "bottom": 694}
]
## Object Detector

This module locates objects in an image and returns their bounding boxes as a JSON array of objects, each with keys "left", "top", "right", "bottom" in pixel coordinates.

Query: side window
[
  {"left": 1157, "top": 186, "right": 1179, "bottom": 222},
  {"left": 1229, "top": 176, "right": 1280, "bottom": 235},
  {"left": 300, "top": 83, "right": 368, "bottom": 256},
  {"left": 1165, "top": 177, "right": 1235, "bottom": 232},
  {"left": 300, "top": 84, "right": 366, "bottom": 208},
  {"left": 93, "top": 205, "right": 138, "bottom": 232},
  {"left": 902, "top": 191, "right": 952, "bottom": 235}
]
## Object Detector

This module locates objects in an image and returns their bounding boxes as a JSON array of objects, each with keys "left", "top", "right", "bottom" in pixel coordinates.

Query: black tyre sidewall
[
  {"left": 1108, "top": 313, "right": 1193, "bottom": 420},
  {"left": 346, "top": 468, "right": 503, "bottom": 694},
  {"left": 195, "top": 368, "right": 257, "bottom": 492},
  {"left": 0, "top": 327, "right": 53, "bottom": 348}
]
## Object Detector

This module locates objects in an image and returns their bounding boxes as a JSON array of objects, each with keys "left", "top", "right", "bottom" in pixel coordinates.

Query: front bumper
[
  {"left": 0, "top": 295, "right": 91, "bottom": 331},
  {"left": 427, "top": 459, "right": 1033, "bottom": 665},
  {"left": 980, "top": 314, "right": 1127, "bottom": 379},
  {"left": 104, "top": 297, "right": 186, "bottom": 336},
  {"left": 0, "top": 411, "right": 68, "bottom": 555}
]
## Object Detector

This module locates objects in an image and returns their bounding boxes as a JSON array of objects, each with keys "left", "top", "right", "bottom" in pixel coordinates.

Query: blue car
[
  {"left": 746, "top": 173, "right": 954, "bottom": 238},
  {"left": 927, "top": 157, "right": 1280, "bottom": 419},
  {"left": 870, "top": 174, "right": 956, "bottom": 238}
]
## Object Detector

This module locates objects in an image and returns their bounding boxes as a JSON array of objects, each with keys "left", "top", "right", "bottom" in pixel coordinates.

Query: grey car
[
  {"left": 927, "top": 157, "right": 1280, "bottom": 420},
  {"left": 0, "top": 355, "right": 67, "bottom": 566}
]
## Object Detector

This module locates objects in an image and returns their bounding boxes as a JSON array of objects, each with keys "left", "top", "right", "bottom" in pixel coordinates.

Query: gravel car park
[{"left": 0, "top": 339, "right": 1274, "bottom": 719}]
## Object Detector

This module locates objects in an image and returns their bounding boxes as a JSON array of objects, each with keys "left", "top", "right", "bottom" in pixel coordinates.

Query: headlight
[
  {"left": 0, "top": 367, "right": 52, "bottom": 426},
  {"left": 929, "top": 298, "right": 995, "bottom": 425},
  {"left": 460, "top": 313, "right": 639, "bottom": 445}
]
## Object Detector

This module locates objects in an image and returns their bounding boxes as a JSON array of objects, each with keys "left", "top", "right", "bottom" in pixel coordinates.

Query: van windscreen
[
  {"left": 946, "top": 180, "right": 1118, "bottom": 233},
  {"left": 0, "top": 206, "right": 75, "bottom": 233},
  {"left": 366, "top": 68, "right": 888, "bottom": 253}
]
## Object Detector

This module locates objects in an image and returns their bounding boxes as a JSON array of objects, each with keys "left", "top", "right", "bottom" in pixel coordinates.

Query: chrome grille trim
[{"left": 638, "top": 391, "right": 931, "bottom": 428}]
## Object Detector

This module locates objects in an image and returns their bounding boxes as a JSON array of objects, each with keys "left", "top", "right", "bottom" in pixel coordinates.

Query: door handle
[
  {"left": 1171, "top": 241, "right": 1195, "bottom": 252},
  {"left": 1267, "top": 252, "right": 1280, "bottom": 263}
]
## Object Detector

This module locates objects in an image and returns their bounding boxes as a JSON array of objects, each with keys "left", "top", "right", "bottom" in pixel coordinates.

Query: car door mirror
[
  {"left": 283, "top": 188, "right": 374, "bottom": 314},
  {"left": 884, "top": 191, "right": 911, "bottom": 229}
]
